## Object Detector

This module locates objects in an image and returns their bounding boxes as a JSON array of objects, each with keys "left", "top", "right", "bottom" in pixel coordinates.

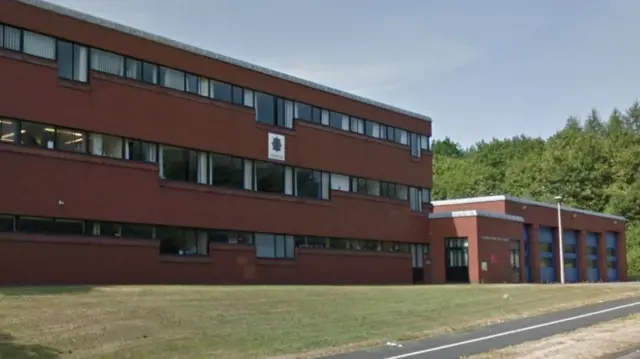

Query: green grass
[{"left": 1, "top": 284, "right": 639, "bottom": 359}]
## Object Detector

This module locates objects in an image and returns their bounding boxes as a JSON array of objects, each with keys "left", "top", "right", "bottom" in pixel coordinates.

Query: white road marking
[{"left": 384, "top": 301, "right": 640, "bottom": 359}]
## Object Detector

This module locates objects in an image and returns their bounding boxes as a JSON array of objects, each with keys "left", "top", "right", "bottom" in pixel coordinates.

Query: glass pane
[
  {"left": 0, "top": 118, "right": 17, "bottom": 143},
  {"left": 20, "top": 122, "right": 55, "bottom": 149},
  {"left": 56, "top": 128, "right": 86, "bottom": 153}
]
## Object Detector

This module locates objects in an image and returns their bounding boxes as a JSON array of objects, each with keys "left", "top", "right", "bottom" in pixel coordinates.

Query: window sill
[
  {"left": 0, "top": 142, "right": 158, "bottom": 172},
  {"left": 59, "top": 78, "right": 91, "bottom": 92},
  {"left": 159, "top": 255, "right": 212, "bottom": 264},
  {"left": 160, "top": 180, "right": 334, "bottom": 207}
]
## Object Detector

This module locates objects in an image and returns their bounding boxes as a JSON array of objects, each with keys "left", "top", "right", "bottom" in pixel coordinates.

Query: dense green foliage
[{"left": 432, "top": 101, "right": 640, "bottom": 276}]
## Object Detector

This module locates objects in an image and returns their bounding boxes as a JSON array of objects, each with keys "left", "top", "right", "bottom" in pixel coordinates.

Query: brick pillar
[
  {"left": 468, "top": 232, "right": 480, "bottom": 284},
  {"left": 618, "top": 231, "right": 628, "bottom": 281},
  {"left": 597, "top": 232, "right": 608, "bottom": 282},
  {"left": 429, "top": 234, "right": 446, "bottom": 284},
  {"left": 530, "top": 224, "right": 541, "bottom": 283},
  {"left": 520, "top": 235, "right": 526, "bottom": 283},
  {"left": 578, "top": 231, "right": 588, "bottom": 282},
  {"left": 554, "top": 227, "right": 562, "bottom": 283}
]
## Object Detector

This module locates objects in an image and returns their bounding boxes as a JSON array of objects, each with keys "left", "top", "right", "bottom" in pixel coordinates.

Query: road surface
[{"left": 325, "top": 297, "right": 640, "bottom": 359}]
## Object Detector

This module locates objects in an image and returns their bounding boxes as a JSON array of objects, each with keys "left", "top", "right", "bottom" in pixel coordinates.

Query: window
[
  {"left": 312, "top": 107, "right": 322, "bottom": 124},
  {"left": 330, "top": 173, "right": 350, "bottom": 191},
  {"left": 365, "top": 121, "right": 381, "bottom": 138},
  {"left": 420, "top": 135, "right": 430, "bottom": 151},
  {"left": 510, "top": 240, "right": 521, "bottom": 269},
  {"left": 91, "top": 134, "right": 124, "bottom": 158},
  {"left": 185, "top": 73, "right": 199, "bottom": 94},
  {"left": 295, "top": 236, "right": 328, "bottom": 248},
  {"left": 89, "top": 221, "right": 122, "bottom": 236},
  {"left": 3, "top": 26, "right": 21, "bottom": 51},
  {"left": 0, "top": 118, "right": 16, "bottom": 143},
  {"left": 564, "top": 258, "right": 577, "bottom": 269},
  {"left": 0, "top": 25, "right": 3, "bottom": 48},
  {"left": 16, "top": 216, "right": 54, "bottom": 233},
  {"left": 210, "top": 154, "right": 244, "bottom": 189},
  {"left": 198, "top": 77, "right": 209, "bottom": 97},
  {"left": 395, "top": 129, "right": 408, "bottom": 145},
  {"left": 243, "top": 89, "right": 254, "bottom": 107},
  {"left": 606, "top": 248, "right": 616, "bottom": 257},
  {"left": 328, "top": 238, "right": 349, "bottom": 250},
  {"left": 52, "top": 219, "right": 84, "bottom": 235},
  {"left": 409, "top": 187, "right": 423, "bottom": 212},
  {"left": 159, "top": 146, "right": 198, "bottom": 182},
  {"left": 350, "top": 117, "right": 364, "bottom": 134},
  {"left": 159, "top": 67, "right": 185, "bottom": 91},
  {"left": 410, "top": 133, "right": 421, "bottom": 157},
  {"left": 607, "top": 260, "right": 617, "bottom": 269},
  {"left": 0, "top": 215, "right": 15, "bottom": 232},
  {"left": 121, "top": 223, "right": 154, "bottom": 238},
  {"left": 211, "top": 81, "right": 232, "bottom": 102},
  {"left": 421, "top": 188, "right": 431, "bottom": 204},
  {"left": 365, "top": 179, "right": 380, "bottom": 196},
  {"left": 379, "top": 124, "right": 388, "bottom": 140},
  {"left": 539, "top": 243, "right": 553, "bottom": 253},
  {"left": 586, "top": 246, "right": 597, "bottom": 256},
  {"left": 125, "top": 58, "right": 141, "bottom": 80},
  {"left": 57, "top": 41, "right": 88, "bottom": 82},
  {"left": 55, "top": 128, "right": 86, "bottom": 153},
  {"left": 588, "top": 259, "right": 597, "bottom": 268},
  {"left": 255, "top": 233, "right": 295, "bottom": 259},
  {"left": 386, "top": 126, "right": 395, "bottom": 142},
  {"left": 294, "top": 102, "right": 312, "bottom": 122},
  {"left": 255, "top": 93, "right": 293, "bottom": 128},
  {"left": 210, "top": 231, "right": 253, "bottom": 245},
  {"left": 254, "top": 161, "right": 286, "bottom": 194},
  {"left": 125, "top": 139, "right": 156, "bottom": 162},
  {"left": 142, "top": 62, "right": 158, "bottom": 84},
  {"left": 20, "top": 121, "right": 55, "bottom": 149},
  {"left": 329, "top": 112, "right": 349, "bottom": 131},
  {"left": 90, "top": 49, "right": 124, "bottom": 76},
  {"left": 158, "top": 227, "right": 208, "bottom": 256},
  {"left": 380, "top": 182, "right": 395, "bottom": 198},
  {"left": 295, "top": 168, "right": 328, "bottom": 199},
  {"left": 351, "top": 240, "right": 381, "bottom": 251},
  {"left": 350, "top": 177, "right": 368, "bottom": 195},
  {"left": 395, "top": 184, "right": 408, "bottom": 201},
  {"left": 232, "top": 86, "right": 244, "bottom": 105},
  {"left": 22, "top": 31, "right": 55, "bottom": 59}
]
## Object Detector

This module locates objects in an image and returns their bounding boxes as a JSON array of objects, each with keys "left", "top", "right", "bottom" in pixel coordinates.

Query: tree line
[{"left": 432, "top": 101, "right": 640, "bottom": 277}]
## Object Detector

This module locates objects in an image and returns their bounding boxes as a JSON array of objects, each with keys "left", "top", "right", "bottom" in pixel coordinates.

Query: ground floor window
[{"left": 255, "top": 233, "right": 295, "bottom": 259}]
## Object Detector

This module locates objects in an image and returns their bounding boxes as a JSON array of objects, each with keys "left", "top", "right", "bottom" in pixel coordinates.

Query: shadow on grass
[
  {"left": 0, "top": 333, "right": 61, "bottom": 358},
  {"left": 0, "top": 286, "right": 93, "bottom": 296}
]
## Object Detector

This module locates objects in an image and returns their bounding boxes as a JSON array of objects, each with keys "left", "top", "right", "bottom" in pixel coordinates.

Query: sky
[{"left": 47, "top": 0, "right": 640, "bottom": 147}]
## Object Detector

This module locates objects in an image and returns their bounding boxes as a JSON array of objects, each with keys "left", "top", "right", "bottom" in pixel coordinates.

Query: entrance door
[
  {"left": 410, "top": 244, "right": 425, "bottom": 284},
  {"left": 445, "top": 238, "right": 469, "bottom": 283}
]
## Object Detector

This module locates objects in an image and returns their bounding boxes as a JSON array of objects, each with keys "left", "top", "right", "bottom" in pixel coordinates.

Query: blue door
[
  {"left": 606, "top": 232, "right": 618, "bottom": 281},
  {"left": 524, "top": 224, "right": 532, "bottom": 282},
  {"left": 562, "top": 230, "right": 579, "bottom": 283},
  {"left": 539, "top": 227, "right": 556, "bottom": 282},
  {"left": 586, "top": 233, "right": 600, "bottom": 282}
]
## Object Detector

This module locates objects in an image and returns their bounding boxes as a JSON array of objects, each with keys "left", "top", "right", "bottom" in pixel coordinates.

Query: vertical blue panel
[
  {"left": 524, "top": 224, "right": 532, "bottom": 282},
  {"left": 605, "top": 232, "right": 618, "bottom": 281},
  {"left": 586, "top": 232, "right": 600, "bottom": 282},
  {"left": 539, "top": 227, "right": 556, "bottom": 282},
  {"left": 562, "top": 230, "right": 579, "bottom": 283}
]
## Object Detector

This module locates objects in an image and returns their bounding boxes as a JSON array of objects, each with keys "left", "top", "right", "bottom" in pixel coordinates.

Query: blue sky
[{"left": 48, "top": 0, "right": 640, "bottom": 147}]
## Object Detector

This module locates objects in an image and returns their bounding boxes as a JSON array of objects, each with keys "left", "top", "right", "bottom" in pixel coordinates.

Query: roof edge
[
  {"left": 430, "top": 210, "right": 525, "bottom": 223},
  {"left": 432, "top": 195, "right": 626, "bottom": 222},
  {"left": 17, "top": 0, "right": 432, "bottom": 123}
]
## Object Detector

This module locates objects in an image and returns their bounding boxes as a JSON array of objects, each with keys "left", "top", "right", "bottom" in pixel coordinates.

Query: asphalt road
[{"left": 325, "top": 297, "right": 640, "bottom": 359}]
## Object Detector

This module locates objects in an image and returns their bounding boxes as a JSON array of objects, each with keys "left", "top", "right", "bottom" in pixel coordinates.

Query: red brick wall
[{"left": 0, "top": 234, "right": 413, "bottom": 285}]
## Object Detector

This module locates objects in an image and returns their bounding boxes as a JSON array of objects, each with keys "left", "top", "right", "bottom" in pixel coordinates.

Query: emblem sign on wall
[{"left": 268, "top": 133, "right": 285, "bottom": 161}]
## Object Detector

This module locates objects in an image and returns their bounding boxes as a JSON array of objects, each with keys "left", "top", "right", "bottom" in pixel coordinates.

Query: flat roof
[
  {"left": 18, "top": 0, "right": 432, "bottom": 123},
  {"left": 430, "top": 210, "right": 525, "bottom": 223},
  {"left": 432, "top": 195, "right": 626, "bottom": 221}
]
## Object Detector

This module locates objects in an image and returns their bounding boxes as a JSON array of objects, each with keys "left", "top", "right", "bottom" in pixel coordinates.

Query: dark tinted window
[
  {"left": 210, "top": 154, "right": 244, "bottom": 189},
  {"left": 255, "top": 161, "right": 285, "bottom": 194}
]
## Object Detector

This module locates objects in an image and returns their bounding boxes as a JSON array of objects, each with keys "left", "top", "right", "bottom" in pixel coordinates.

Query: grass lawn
[{"left": 0, "top": 284, "right": 639, "bottom": 359}]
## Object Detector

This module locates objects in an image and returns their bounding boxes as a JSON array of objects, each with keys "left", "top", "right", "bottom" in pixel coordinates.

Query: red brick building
[
  {"left": 0, "top": 0, "right": 433, "bottom": 285},
  {"left": 0, "top": 0, "right": 627, "bottom": 286},
  {"left": 431, "top": 196, "right": 628, "bottom": 284}
]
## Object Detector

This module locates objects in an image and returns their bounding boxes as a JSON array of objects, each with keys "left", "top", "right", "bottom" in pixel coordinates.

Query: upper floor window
[
  {"left": 90, "top": 48, "right": 124, "bottom": 76},
  {"left": 0, "top": 118, "right": 16, "bottom": 143},
  {"left": 159, "top": 67, "right": 185, "bottom": 91},
  {"left": 20, "top": 121, "right": 55, "bottom": 149},
  {"left": 210, "top": 153, "right": 245, "bottom": 190},
  {"left": 2, "top": 26, "right": 21, "bottom": 52},
  {"left": 329, "top": 112, "right": 349, "bottom": 131},
  {"left": 254, "top": 161, "right": 287, "bottom": 194},
  {"left": 255, "top": 93, "right": 293, "bottom": 128},
  {"left": 57, "top": 41, "right": 88, "bottom": 82},
  {"left": 294, "top": 168, "right": 329, "bottom": 199},
  {"left": 23, "top": 31, "right": 55, "bottom": 60}
]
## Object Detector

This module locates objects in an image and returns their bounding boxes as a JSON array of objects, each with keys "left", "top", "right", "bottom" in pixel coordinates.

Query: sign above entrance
[{"left": 268, "top": 133, "right": 285, "bottom": 161}]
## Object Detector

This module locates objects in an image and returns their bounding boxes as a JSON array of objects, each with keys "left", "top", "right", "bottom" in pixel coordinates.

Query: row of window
[
  {"left": 0, "top": 23, "right": 431, "bottom": 157},
  {"left": 0, "top": 215, "right": 427, "bottom": 259},
  {"left": 0, "top": 117, "right": 431, "bottom": 208}
]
